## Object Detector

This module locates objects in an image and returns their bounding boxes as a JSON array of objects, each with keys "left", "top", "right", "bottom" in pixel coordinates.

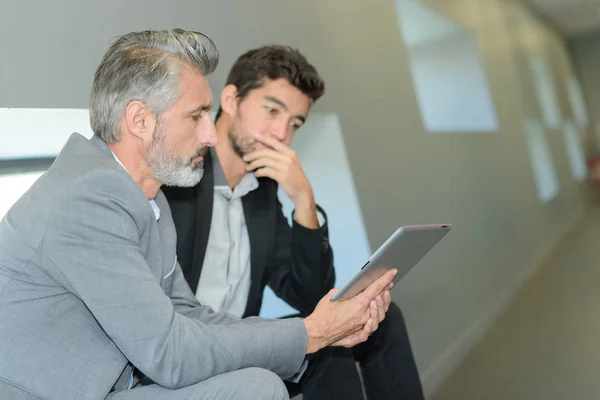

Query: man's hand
[
  {"left": 331, "top": 290, "right": 390, "bottom": 348},
  {"left": 302, "top": 269, "right": 396, "bottom": 354},
  {"left": 243, "top": 134, "right": 318, "bottom": 229}
]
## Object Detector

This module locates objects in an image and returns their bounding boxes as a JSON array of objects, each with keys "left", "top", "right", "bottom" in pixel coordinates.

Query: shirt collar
[
  {"left": 210, "top": 147, "right": 259, "bottom": 198},
  {"left": 110, "top": 151, "right": 161, "bottom": 221}
]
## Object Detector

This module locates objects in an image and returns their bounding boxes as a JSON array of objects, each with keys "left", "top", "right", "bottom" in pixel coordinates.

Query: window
[
  {"left": 0, "top": 107, "right": 93, "bottom": 159},
  {"left": 524, "top": 119, "right": 559, "bottom": 202},
  {"left": 567, "top": 76, "right": 590, "bottom": 129},
  {"left": 395, "top": 0, "right": 499, "bottom": 133},
  {"left": 0, "top": 172, "right": 45, "bottom": 218},
  {"left": 0, "top": 107, "right": 93, "bottom": 217},
  {"left": 562, "top": 120, "right": 588, "bottom": 181},
  {"left": 529, "top": 58, "right": 561, "bottom": 130}
]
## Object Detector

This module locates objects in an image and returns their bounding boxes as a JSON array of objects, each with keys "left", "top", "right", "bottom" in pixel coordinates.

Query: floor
[{"left": 432, "top": 207, "right": 600, "bottom": 400}]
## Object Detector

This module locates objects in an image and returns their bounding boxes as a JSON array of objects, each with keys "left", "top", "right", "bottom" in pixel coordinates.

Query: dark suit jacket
[{"left": 162, "top": 151, "right": 335, "bottom": 317}]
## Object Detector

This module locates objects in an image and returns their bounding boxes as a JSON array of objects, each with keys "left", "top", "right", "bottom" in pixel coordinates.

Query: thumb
[
  {"left": 324, "top": 288, "right": 339, "bottom": 300},
  {"left": 359, "top": 269, "right": 397, "bottom": 301}
]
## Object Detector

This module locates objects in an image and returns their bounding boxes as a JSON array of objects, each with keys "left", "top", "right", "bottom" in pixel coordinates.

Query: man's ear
[
  {"left": 220, "top": 84, "right": 239, "bottom": 117},
  {"left": 124, "top": 100, "right": 155, "bottom": 141}
]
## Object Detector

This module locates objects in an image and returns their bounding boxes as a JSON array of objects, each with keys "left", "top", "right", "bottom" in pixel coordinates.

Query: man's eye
[
  {"left": 265, "top": 106, "right": 277, "bottom": 114},
  {"left": 290, "top": 120, "right": 303, "bottom": 130},
  {"left": 192, "top": 115, "right": 201, "bottom": 121}
]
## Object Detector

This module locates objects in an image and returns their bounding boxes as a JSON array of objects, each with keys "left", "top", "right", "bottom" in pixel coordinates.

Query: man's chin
[
  {"left": 160, "top": 168, "right": 204, "bottom": 188},
  {"left": 181, "top": 170, "right": 204, "bottom": 187}
]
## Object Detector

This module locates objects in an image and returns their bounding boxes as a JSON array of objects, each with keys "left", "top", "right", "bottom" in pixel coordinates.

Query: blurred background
[{"left": 3, "top": 0, "right": 600, "bottom": 398}]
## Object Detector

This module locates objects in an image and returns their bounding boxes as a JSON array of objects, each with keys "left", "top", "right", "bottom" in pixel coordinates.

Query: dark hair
[{"left": 215, "top": 45, "right": 325, "bottom": 120}]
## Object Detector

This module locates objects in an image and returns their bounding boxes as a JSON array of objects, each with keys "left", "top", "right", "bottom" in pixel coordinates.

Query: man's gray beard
[{"left": 148, "top": 122, "right": 206, "bottom": 187}]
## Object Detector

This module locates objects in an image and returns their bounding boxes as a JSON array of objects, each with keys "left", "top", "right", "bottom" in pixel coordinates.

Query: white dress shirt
[
  {"left": 195, "top": 149, "right": 258, "bottom": 316},
  {"left": 196, "top": 149, "right": 325, "bottom": 317}
]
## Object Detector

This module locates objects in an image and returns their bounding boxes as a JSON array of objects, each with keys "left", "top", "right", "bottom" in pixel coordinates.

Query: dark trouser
[{"left": 285, "top": 302, "right": 424, "bottom": 400}]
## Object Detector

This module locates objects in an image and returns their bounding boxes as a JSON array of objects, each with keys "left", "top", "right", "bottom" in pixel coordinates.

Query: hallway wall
[{"left": 0, "top": 0, "right": 592, "bottom": 394}]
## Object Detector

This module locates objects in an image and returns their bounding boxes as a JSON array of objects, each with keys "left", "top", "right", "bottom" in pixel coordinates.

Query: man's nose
[
  {"left": 269, "top": 120, "right": 289, "bottom": 142},
  {"left": 201, "top": 118, "right": 218, "bottom": 147}
]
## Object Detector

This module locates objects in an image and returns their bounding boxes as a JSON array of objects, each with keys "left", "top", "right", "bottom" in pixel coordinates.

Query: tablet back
[{"left": 330, "top": 224, "right": 452, "bottom": 301}]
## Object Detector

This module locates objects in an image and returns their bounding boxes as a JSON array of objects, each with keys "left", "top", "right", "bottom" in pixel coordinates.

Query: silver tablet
[{"left": 330, "top": 224, "right": 452, "bottom": 301}]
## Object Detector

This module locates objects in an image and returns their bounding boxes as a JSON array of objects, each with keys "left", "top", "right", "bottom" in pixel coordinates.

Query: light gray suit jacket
[{"left": 0, "top": 133, "right": 308, "bottom": 400}]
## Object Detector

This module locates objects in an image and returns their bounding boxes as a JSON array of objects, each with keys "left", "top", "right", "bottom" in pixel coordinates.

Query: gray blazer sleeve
[
  {"left": 169, "top": 257, "right": 277, "bottom": 325},
  {"left": 41, "top": 170, "right": 308, "bottom": 389}
]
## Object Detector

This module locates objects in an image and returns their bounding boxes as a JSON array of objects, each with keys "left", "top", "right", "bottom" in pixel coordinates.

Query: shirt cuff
[{"left": 316, "top": 210, "right": 325, "bottom": 228}]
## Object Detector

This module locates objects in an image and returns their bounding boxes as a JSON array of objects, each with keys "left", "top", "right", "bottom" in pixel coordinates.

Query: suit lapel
[
  {"left": 153, "top": 192, "right": 178, "bottom": 288},
  {"left": 242, "top": 179, "right": 274, "bottom": 316},
  {"left": 188, "top": 152, "right": 215, "bottom": 293}
]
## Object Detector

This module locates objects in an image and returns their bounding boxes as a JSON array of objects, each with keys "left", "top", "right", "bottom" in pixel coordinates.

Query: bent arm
[
  {"left": 268, "top": 201, "right": 335, "bottom": 316},
  {"left": 43, "top": 170, "right": 307, "bottom": 389}
]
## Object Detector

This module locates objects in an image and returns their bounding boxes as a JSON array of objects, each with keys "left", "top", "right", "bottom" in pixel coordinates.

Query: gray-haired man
[{"left": 0, "top": 29, "right": 396, "bottom": 400}]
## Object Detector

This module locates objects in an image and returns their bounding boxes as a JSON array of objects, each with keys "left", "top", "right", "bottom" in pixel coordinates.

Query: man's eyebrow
[
  {"left": 265, "top": 96, "right": 306, "bottom": 123},
  {"left": 188, "top": 103, "right": 213, "bottom": 114},
  {"left": 264, "top": 96, "right": 288, "bottom": 111}
]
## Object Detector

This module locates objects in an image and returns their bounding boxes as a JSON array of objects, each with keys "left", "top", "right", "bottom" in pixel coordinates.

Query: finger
[
  {"left": 254, "top": 134, "right": 294, "bottom": 155},
  {"left": 254, "top": 167, "right": 282, "bottom": 182},
  {"left": 369, "top": 301, "right": 378, "bottom": 319},
  {"left": 325, "top": 288, "right": 339, "bottom": 300},
  {"left": 370, "top": 304, "right": 379, "bottom": 332},
  {"left": 383, "top": 289, "right": 392, "bottom": 302},
  {"left": 377, "top": 297, "right": 386, "bottom": 323},
  {"left": 376, "top": 296, "right": 385, "bottom": 322},
  {"left": 377, "top": 283, "right": 393, "bottom": 299},
  {"left": 332, "top": 322, "right": 370, "bottom": 348},
  {"left": 372, "top": 317, "right": 379, "bottom": 333},
  {"left": 370, "top": 300, "right": 377, "bottom": 322},
  {"left": 345, "top": 326, "right": 369, "bottom": 347},
  {"left": 246, "top": 157, "right": 287, "bottom": 173},
  {"left": 359, "top": 269, "right": 397, "bottom": 303},
  {"left": 243, "top": 149, "right": 288, "bottom": 163},
  {"left": 383, "top": 290, "right": 392, "bottom": 312},
  {"left": 365, "top": 318, "right": 374, "bottom": 335}
]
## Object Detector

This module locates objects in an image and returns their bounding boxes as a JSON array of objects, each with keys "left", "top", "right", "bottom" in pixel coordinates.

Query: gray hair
[{"left": 90, "top": 28, "right": 219, "bottom": 143}]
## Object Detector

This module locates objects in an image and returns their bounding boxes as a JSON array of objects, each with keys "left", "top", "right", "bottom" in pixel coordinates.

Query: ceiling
[{"left": 522, "top": 0, "right": 600, "bottom": 37}]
